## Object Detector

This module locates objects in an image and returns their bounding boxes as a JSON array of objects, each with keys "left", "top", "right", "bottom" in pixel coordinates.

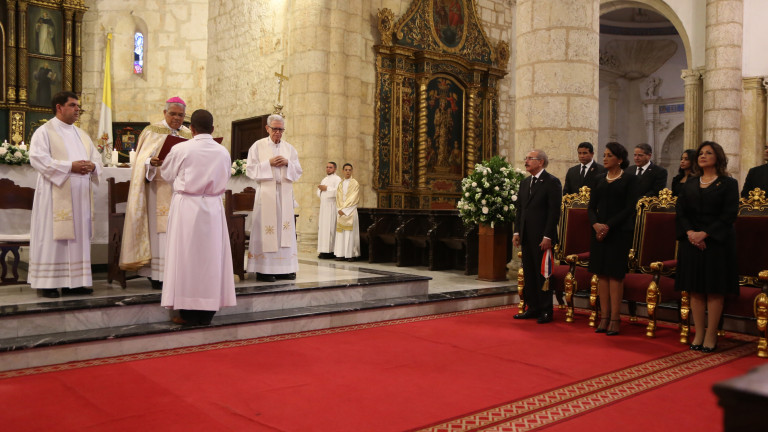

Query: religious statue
[{"left": 644, "top": 76, "right": 661, "bottom": 99}]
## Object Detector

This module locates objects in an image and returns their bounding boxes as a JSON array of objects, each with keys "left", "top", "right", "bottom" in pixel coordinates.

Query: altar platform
[{"left": 0, "top": 253, "right": 518, "bottom": 372}]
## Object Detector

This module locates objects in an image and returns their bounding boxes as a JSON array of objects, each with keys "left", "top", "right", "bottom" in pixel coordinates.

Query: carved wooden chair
[
  {"left": 0, "top": 178, "right": 35, "bottom": 285},
  {"left": 367, "top": 209, "right": 402, "bottom": 263},
  {"left": 358, "top": 208, "right": 375, "bottom": 261},
  {"left": 107, "top": 177, "right": 132, "bottom": 288},
  {"left": 427, "top": 210, "right": 478, "bottom": 275},
  {"left": 615, "top": 189, "right": 679, "bottom": 337},
  {"left": 395, "top": 210, "right": 435, "bottom": 267},
  {"left": 225, "top": 187, "right": 255, "bottom": 280}
]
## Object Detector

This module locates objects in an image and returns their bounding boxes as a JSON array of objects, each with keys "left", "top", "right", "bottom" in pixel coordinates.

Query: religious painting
[
  {"left": 27, "top": 6, "right": 63, "bottom": 58},
  {"left": 28, "top": 58, "right": 62, "bottom": 108},
  {"left": 431, "top": 0, "right": 466, "bottom": 50},
  {"left": 113, "top": 122, "right": 149, "bottom": 162},
  {"left": 426, "top": 76, "right": 464, "bottom": 177}
]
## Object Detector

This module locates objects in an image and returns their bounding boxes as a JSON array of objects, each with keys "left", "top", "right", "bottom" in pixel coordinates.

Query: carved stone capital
[{"left": 681, "top": 69, "right": 701, "bottom": 85}]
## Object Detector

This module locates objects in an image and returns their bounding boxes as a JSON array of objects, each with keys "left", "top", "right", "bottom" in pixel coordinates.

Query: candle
[
  {"left": 129, "top": 150, "right": 136, "bottom": 165},
  {"left": 19, "top": 142, "right": 27, "bottom": 151},
  {"left": 111, "top": 149, "right": 118, "bottom": 166}
]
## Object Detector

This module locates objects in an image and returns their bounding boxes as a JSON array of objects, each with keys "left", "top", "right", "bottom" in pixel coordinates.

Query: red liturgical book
[{"left": 157, "top": 136, "right": 224, "bottom": 160}]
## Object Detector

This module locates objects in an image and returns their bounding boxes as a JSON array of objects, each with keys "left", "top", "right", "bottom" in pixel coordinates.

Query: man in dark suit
[
  {"left": 625, "top": 143, "right": 667, "bottom": 197},
  {"left": 563, "top": 141, "right": 606, "bottom": 195},
  {"left": 741, "top": 143, "right": 768, "bottom": 198},
  {"left": 513, "top": 149, "right": 562, "bottom": 324}
]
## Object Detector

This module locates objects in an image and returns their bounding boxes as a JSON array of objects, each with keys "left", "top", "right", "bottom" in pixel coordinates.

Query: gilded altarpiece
[
  {"left": 374, "top": 0, "right": 508, "bottom": 209},
  {"left": 0, "top": 0, "right": 87, "bottom": 145}
]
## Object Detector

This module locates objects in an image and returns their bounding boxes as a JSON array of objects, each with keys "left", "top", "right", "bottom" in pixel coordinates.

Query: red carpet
[{"left": 0, "top": 306, "right": 762, "bottom": 431}]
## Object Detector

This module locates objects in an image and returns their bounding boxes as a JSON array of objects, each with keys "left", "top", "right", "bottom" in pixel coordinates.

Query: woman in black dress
[
  {"left": 671, "top": 149, "right": 697, "bottom": 196},
  {"left": 588, "top": 142, "right": 638, "bottom": 335},
  {"left": 675, "top": 141, "right": 739, "bottom": 353}
]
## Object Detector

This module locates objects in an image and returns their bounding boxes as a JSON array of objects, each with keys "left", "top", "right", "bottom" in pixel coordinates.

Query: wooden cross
[{"left": 275, "top": 65, "right": 289, "bottom": 105}]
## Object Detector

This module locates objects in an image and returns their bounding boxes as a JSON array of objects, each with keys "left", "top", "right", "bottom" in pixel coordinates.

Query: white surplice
[
  {"left": 28, "top": 117, "right": 103, "bottom": 289},
  {"left": 245, "top": 137, "right": 302, "bottom": 274},
  {"left": 160, "top": 134, "right": 236, "bottom": 311},
  {"left": 316, "top": 173, "right": 341, "bottom": 253},
  {"left": 334, "top": 179, "right": 360, "bottom": 259}
]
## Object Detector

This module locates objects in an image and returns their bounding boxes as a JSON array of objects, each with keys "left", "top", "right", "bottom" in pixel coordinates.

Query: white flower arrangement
[
  {"left": 457, "top": 155, "right": 526, "bottom": 228},
  {"left": 231, "top": 158, "right": 247, "bottom": 176},
  {"left": 0, "top": 140, "right": 31, "bottom": 166}
]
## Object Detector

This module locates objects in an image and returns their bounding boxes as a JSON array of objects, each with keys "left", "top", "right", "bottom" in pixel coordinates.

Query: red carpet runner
[{"left": 0, "top": 305, "right": 761, "bottom": 431}]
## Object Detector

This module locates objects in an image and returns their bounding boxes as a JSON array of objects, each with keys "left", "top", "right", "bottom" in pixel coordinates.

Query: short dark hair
[
  {"left": 343, "top": 163, "right": 353, "bottom": 169},
  {"left": 51, "top": 91, "right": 78, "bottom": 114},
  {"left": 606, "top": 142, "right": 630, "bottom": 170},
  {"left": 694, "top": 141, "right": 730, "bottom": 177},
  {"left": 635, "top": 143, "right": 653, "bottom": 155},
  {"left": 190, "top": 109, "right": 214, "bottom": 134},
  {"left": 577, "top": 142, "right": 594, "bottom": 154},
  {"left": 328, "top": 161, "right": 337, "bottom": 169}
]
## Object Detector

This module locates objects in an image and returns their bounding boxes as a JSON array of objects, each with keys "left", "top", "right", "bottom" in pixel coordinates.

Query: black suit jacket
[
  {"left": 741, "top": 164, "right": 768, "bottom": 198},
  {"left": 563, "top": 162, "right": 606, "bottom": 195},
  {"left": 514, "top": 170, "right": 562, "bottom": 245},
  {"left": 625, "top": 162, "right": 668, "bottom": 198}
]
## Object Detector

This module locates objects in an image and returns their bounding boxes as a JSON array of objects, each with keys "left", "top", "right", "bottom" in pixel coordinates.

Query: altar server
[
  {"left": 160, "top": 109, "right": 236, "bottom": 325},
  {"left": 245, "top": 114, "right": 303, "bottom": 282},
  {"left": 316, "top": 161, "right": 341, "bottom": 258},
  {"left": 120, "top": 97, "right": 192, "bottom": 289},
  {"left": 29, "top": 91, "right": 102, "bottom": 298},
  {"left": 334, "top": 163, "right": 361, "bottom": 261}
]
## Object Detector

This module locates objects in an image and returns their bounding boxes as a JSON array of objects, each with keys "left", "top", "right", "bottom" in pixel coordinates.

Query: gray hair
[
  {"left": 165, "top": 102, "right": 186, "bottom": 112},
  {"left": 533, "top": 149, "right": 549, "bottom": 168},
  {"left": 267, "top": 114, "right": 286, "bottom": 127}
]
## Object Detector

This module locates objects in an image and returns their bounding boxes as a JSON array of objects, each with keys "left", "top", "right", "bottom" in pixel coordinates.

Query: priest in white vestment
[
  {"left": 334, "top": 163, "right": 361, "bottom": 261},
  {"left": 29, "top": 91, "right": 102, "bottom": 298},
  {"left": 246, "top": 114, "right": 303, "bottom": 282},
  {"left": 316, "top": 161, "right": 341, "bottom": 259},
  {"left": 120, "top": 97, "right": 192, "bottom": 290},
  {"left": 159, "top": 109, "right": 236, "bottom": 326}
]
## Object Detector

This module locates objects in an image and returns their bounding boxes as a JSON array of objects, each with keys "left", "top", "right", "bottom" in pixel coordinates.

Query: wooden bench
[
  {"left": 0, "top": 179, "right": 35, "bottom": 285},
  {"left": 366, "top": 208, "right": 402, "bottom": 263},
  {"left": 427, "top": 210, "right": 478, "bottom": 275},
  {"left": 395, "top": 209, "right": 435, "bottom": 267}
]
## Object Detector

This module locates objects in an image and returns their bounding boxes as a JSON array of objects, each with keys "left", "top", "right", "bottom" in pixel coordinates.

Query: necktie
[
  {"left": 637, "top": 167, "right": 644, "bottom": 176},
  {"left": 530, "top": 176, "right": 537, "bottom": 191},
  {"left": 580, "top": 165, "right": 587, "bottom": 177}
]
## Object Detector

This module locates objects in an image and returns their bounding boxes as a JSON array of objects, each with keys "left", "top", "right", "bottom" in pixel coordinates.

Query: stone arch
[{"left": 600, "top": 0, "right": 692, "bottom": 69}]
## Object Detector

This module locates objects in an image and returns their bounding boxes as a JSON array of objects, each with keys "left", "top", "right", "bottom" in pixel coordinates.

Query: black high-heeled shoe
[
  {"left": 606, "top": 320, "right": 620, "bottom": 336},
  {"left": 595, "top": 318, "right": 609, "bottom": 333},
  {"left": 701, "top": 344, "right": 717, "bottom": 353},
  {"left": 689, "top": 343, "right": 703, "bottom": 351}
]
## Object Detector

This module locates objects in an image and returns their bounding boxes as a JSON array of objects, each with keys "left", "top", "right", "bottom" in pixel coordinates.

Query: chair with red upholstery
[{"left": 600, "top": 189, "right": 679, "bottom": 337}]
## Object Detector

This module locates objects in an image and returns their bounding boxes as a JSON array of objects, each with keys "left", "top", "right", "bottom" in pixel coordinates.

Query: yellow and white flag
[{"left": 97, "top": 33, "right": 113, "bottom": 149}]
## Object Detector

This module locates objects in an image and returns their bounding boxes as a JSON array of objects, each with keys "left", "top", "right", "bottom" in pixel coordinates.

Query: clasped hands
[
  {"left": 687, "top": 230, "right": 707, "bottom": 250},
  {"left": 593, "top": 223, "right": 609, "bottom": 242},
  {"left": 270, "top": 155, "right": 288, "bottom": 167},
  {"left": 71, "top": 160, "right": 95, "bottom": 175},
  {"left": 150, "top": 157, "right": 163, "bottom": 167}
]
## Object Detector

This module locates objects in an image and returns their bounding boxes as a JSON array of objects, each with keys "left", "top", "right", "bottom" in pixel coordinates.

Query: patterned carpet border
[
  {"left": 419, "top": 339, "right": 756, "bottom": 432},
  {"left": 0, "top": 304, "right": 517, "bottom": 379}
]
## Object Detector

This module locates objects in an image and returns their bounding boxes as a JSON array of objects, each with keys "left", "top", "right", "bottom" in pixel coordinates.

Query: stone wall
[{"left": 78, "top": 0, "right": 209, "bottom": 136}]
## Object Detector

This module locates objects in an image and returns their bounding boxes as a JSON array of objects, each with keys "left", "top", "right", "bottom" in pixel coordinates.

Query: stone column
[
  {"left": 740, "top": 77, "right": 767, "bottom": 181},
  {"left": 702, "top": 0, "right": 743, "bottom": 170},
  {"left": 681, "top": 69, "right": 703, "bottom": 150},
  {"left": 607, "top": 82, "right": 619, "bottom": 141},
  {"left": 515, "top": 0, "right": 600, "bottom": 177}
]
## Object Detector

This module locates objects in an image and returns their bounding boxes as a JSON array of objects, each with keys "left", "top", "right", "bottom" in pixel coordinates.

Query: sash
[
  {"left": 336, "top": 179, "right": 360, "bottom": 232},
  {"left": 45, "top": 121, "right": 95, "bottom": 240},
  {"left": 120, "top": 123, "right": 192, "bottom": 271},
  {"left": 257, "top": 139, "right": 293, "bottom": 252}
]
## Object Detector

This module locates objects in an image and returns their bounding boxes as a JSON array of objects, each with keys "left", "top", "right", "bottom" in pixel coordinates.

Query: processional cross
[{"left": 273, "top": 65, "right": 289, "bottom": 116}]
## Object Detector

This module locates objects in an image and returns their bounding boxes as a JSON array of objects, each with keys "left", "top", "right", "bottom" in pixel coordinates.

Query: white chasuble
[
  {"left": 160, "top": 134, "right": 236, "bottom": 311},
  {"left": 316, "top": 173, "right": 341, "bottom": 253},
  {"left": 28, "top": 117, "right": 103, "bottom": 289},
  {"left": 245, "top": 137, "right": 302, "bottom": 274},
  {"left": 334, "top": 178, "right": 361, "bottom": 259}
]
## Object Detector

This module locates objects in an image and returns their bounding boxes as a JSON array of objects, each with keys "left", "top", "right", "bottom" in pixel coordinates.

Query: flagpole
[{"left": 97, "top": 33, "right": 113, "bottom": 165}]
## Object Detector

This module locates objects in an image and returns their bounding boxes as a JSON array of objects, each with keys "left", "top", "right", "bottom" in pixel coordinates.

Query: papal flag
[{"left": 97, "top": 33, "right": 113, "bottom": 149}]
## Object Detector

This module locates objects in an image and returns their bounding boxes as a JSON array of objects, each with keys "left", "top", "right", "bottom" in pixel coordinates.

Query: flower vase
[{"left": 477, "top": 224, "right": 509, "bottom": 281}]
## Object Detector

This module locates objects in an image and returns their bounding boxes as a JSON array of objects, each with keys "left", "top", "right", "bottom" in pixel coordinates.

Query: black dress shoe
[
  {"left": 334, "top": 257, "right": 345, "bottom": 261},
  {"left": 61, "top": 287, "right": 93, "bottom": 296},
  {"left": 256, "top": 273, "right": 276, "bottom": 282},
  {"left": 149, "top": 279, "right": 163, "bottom": 290},
  {"left": 701, "top": 344, "right": 717, "bottom": 353},
  {"left": 537, "top": 312, "right": 553, "bottom": 324},
  {"left": 275, "top": 273, "right": 296, "bottom": 280},
  {"left": 346, "top": 258, "right": 357, "bottom": 262},
  {"left": 689, "top": 343, "right": 703, "bottom": 351},
  {"left": 39, "top": 289, "right": 60, "bottom": 298},
  {"left": 513, "top": 310, "right": 540, "bottom": 320}
]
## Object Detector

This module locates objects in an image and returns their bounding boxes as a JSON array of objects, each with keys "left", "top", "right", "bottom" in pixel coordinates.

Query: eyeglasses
[
  {"left": 523, "top": 157, "right": 540, "bottom": 161},
  {"left": 269, "top": 126, "right": 285, "bottom": 132}
]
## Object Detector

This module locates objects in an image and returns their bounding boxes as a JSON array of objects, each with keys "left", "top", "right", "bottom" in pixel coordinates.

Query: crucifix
[{"left": 273, "top": 65, "right": 289, "bottom": 115}]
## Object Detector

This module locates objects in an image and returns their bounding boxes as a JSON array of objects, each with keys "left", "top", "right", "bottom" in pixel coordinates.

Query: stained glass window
[{"left": 133, "top": 32, "right": 144, "bottom": 74}]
